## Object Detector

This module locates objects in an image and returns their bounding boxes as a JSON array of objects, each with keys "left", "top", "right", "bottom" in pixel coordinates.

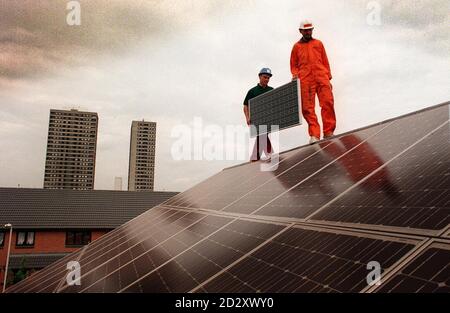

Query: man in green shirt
[{"left": 243, "top": 68, "right": 274, "bottom": 162}]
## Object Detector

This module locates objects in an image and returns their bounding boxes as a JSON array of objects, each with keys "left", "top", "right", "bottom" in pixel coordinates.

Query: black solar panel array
[
  {"left": 7, "top": 102, "right": 450, "bottom": 293},
  {"left": 198, "top": 227, "right": 417, "bottom": 293}
]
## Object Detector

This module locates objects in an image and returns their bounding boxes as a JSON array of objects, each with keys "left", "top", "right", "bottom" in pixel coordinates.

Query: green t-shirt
[{"left": 243, "top": 84, "right": 274, "bottom": 106}]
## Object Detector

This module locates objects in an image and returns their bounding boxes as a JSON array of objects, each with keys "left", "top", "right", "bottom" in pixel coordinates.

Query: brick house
[{"left": 0, "top": 187, "right": 177, "bottom": 289}]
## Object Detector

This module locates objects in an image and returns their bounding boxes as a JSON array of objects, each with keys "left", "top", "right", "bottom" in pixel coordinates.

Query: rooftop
[{"left": 0, "top": 188, "right": 178, "bottom": 229}]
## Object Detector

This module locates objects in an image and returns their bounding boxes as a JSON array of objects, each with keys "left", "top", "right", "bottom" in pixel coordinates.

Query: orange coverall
[{"left": 290, "top": 39, "right": 336, "bottom": 138}]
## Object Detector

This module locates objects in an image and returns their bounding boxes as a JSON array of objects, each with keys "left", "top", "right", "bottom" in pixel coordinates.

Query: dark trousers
[{"left": 250, "top": 134, "right": 272, "bottom": 161}]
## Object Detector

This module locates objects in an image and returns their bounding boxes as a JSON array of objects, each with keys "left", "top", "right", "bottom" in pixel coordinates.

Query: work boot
[
  {"left": 323, "top": 133, "right": 334, "bottom": 139},
  {"left": 309, "top": 136, "right": 320, "bottom": 144},
  {"left": 260, "top": 153, "right": 272, "bottom": 162}
]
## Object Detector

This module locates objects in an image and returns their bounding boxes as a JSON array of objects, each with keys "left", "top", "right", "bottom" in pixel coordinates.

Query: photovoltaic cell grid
[
  {"left": 223, "top": 124, "right": 387, "bottom": 215},
  {"left": 200, "top": 226, "right": 417, "bottom": 293},
  {"left": 165, "top": 159, "right": 261, "bottom": 208},
  {"left": 59, "top": 212, "right": 192, "bottom": 291},
  {"left": 168, "top": 104, "right": 450, "bottom": 235},
  {"left": 55, "top": 210, "right": 286, "bottom": 293},
  {"left": 169, "top": 103, "right": 450, "bottom": 235},
  {"left": 375, "top": 241, "right": 450, "bottom": 293},
  {"left": 119, "top": 219, "right": 286, "bottom": 293},
  {"left": 7, "top": 207, "right": 172, "bottom": 293},
  {"left": 61, "top": 210, "right": 230, "bottom": 293},
  {"left": 6, "top": 102, "right": 450, "bottom": 293},
  {"left": 5, "top": 248, "right": 84, "bottom": 293},
  {"left": 183, "top": 144, "right": 333, "bottom": 212},
  {"left": 254, "top": 103, "right": 450, "bottom": 224},
  {"left": 169, "top": 123, "right": 384, "bottom": 213},
  {"left": 167, "top": 145, "right": 322, "bottom": 211},
  {"left": 249, "top": 80, "right": 301, "bottom": 137},
  {"left": 310, "top": 121, "right": 450, "bottom": 232}
]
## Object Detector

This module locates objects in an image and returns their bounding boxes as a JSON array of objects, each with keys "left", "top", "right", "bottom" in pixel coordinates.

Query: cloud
[
  {"left": 359, "top": 0, "right": 450, "bottom": 56},
  {"left": 0, "top": 0, "right": 242, "bottom": 84},
  {"left": 380, "top": 0, "right": 449, "bottom": 28}
]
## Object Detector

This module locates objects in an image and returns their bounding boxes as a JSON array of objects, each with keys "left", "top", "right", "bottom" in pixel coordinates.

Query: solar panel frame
[
  {"left": 249, "top": 79, "right": 302, "bottom": 137},
  {"left": 442, "top": 228, "right": 450, "bottom": 238}
]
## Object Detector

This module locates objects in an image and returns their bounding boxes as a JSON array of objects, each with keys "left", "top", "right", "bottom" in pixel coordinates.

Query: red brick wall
[{"left": 0, "top": 229, "right": 110, "bottom": 289}]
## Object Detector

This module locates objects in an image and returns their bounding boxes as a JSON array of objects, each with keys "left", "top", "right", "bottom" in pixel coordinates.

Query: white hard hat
[{"left": 299, "top": 20, "right": 314, "bottom": 30}]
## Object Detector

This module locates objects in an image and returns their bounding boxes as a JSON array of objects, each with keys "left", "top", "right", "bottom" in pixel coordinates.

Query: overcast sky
[{"left": 0, "top": 0, "right": 449, "bottom": 192}]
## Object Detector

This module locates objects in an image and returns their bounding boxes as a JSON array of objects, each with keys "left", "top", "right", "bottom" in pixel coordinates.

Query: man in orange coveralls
[{"left": 290, "top": 20, "right": 336, "bottom": 144}]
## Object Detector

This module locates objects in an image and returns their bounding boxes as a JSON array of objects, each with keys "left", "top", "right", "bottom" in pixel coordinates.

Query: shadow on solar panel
[{"left": 6, "top": 102, "right": 450, "bottom": 293}]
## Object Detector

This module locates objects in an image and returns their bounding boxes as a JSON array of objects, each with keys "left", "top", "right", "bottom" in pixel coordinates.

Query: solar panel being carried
[
  {"left": 7, "top": 102, "right": 450, "bottom": 293},
  {"left": 249, "top": 80, "right": 302, "bottom": 137}
]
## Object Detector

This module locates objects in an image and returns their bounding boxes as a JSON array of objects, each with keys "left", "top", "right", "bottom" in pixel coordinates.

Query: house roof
[{"left": 0, "top": 188, "right": 178, "bottom": 229}]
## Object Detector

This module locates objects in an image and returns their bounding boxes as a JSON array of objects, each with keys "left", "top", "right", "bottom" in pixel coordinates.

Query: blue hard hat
[{"left": 258, "top": 68, "right": 272, "bottom": 77}]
